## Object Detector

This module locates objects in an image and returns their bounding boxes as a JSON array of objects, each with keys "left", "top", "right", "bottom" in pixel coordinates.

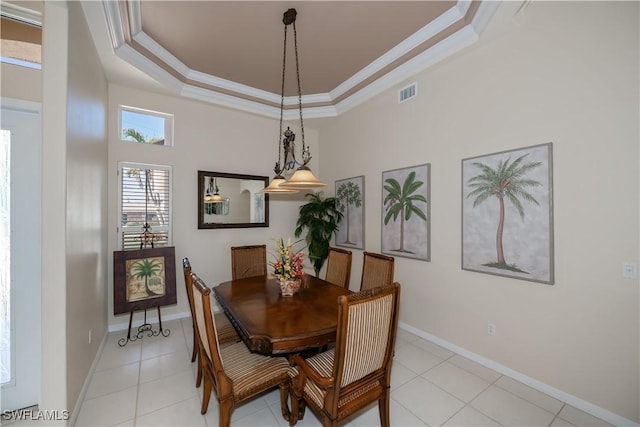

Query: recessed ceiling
[{"left": 94, "top": 1, "right": 499, "bottom": 118}]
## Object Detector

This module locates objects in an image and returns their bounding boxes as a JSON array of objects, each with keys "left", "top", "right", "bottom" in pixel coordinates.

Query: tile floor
[{"left": 65, "top": 318, "right": 613, "bottom": 426}]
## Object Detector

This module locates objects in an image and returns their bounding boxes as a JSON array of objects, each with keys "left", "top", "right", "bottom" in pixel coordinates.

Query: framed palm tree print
[
  {"left": 113, "top": 246, "right": 177, "bottom": 314},
  {"left": 382, "top": 164, "right": 430, "bottom": 261},
  {"left": 335, "top": 175, "right": 365, "bottom": 249},
  {"left": 462, "top": 143, "right": 554, "bottom": 284}
]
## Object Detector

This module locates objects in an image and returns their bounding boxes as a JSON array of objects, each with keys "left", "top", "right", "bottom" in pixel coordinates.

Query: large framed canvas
[
  {"left": 335, "top": 175, "right": 365, "bottom": 249},
  {"left": 381, "top": 164, "right": 430, "bottom": 261},
  {"left": 462, "top": 143, "right": 554, "bottom": 284},
  {"left": 113, "top": 246, "right": 177, "bottom": 315}
]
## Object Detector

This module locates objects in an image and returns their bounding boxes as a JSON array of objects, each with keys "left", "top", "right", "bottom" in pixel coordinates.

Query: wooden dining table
[{"left": 213, "top": 274, "right": 351, "bottom": 356}]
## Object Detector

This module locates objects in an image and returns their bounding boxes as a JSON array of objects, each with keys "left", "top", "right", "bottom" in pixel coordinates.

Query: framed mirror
[{"left": 198, "top": 170, "right": 269, "bottom": 229}]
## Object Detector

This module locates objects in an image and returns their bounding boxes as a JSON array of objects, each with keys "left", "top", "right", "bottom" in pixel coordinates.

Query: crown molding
[
  {"left": 101, "top": 0, "right": 495, "bottom": 119},
  {"left": 0, "top": 1, "right": 42, "bottom": 26}
]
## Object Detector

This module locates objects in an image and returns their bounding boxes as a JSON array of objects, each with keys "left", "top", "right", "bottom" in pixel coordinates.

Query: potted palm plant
[{"left": 295, "top": 192, "right": 343, "bottom": 277}]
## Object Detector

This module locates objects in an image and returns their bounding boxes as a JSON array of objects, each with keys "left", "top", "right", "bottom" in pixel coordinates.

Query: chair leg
[
  {"left": 200, "top": 374, "right": 212, "bottom": 414},
  {"left": 194, "top": 346, "right": 203, "bottom": 388},
  {"left": 378, "top": 389, "right": 391, "bottom": 427},
  {"left": 191, "top": 326, "right": 198, "bottom": 362},
  {"left": 218, "top": 397, "right": 234, "bottom": 427},
  {"left": 195, "top": 356, "right": 203, "bottom": 388}
]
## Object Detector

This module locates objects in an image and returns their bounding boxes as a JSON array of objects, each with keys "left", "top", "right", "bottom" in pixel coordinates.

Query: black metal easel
[{"left": 118, "top": 223, "right": 171, "bottom": 347}]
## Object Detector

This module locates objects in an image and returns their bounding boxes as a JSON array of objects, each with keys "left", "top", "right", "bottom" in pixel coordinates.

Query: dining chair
[
  {"left": 182, "top": 258, "right": 240, "bottom": 387},
  {"left": 231, "top": 244, "right": 267, "bottom": 279},
  {"left": 190, "top": 272, "right": 294, "bottom": 425},
  {"left": 324, "top": 247, "right": 352, "bottom": 289},
  {"left": 289, "top": 283, "right": 401, "bottom": 427},
  {"left": 360, "top": 251, "right": 395, "bottom": 291}
]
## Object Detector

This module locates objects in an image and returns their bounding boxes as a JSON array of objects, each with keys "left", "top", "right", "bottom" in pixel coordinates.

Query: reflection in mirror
[{"left": 198, "top": 171, "right": 269, "bottom": 229}]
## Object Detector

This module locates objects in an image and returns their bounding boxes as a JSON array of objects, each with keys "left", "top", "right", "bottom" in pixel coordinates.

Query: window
[
  {"left": 0, "top": 13, "right": 42, "bottom": 70},
  {"left": 118, "top": 163, "right": 172, "bottom": 250},
  {"left": 119, "top": 106, "right": 173, "bottom": 146}
]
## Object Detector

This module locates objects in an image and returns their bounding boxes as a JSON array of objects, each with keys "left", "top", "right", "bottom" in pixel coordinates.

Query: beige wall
[
  {"left": 65, "top": 1, "right": 109, "bottom": 415},
  {"left": 107, "top": 84, "right": 316, "bottom": 328},
  {"left": 314, "top": 1, "right": 639, "bottom": 423}
]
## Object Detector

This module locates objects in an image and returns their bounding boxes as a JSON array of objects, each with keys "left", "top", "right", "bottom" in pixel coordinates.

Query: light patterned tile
[
  {"left": 75, "top": 386, "right": 138, "bottom": 427},
  {"left": 232, "top": 407, "right": 280, "bottom": 426},
  {"left": 551, "top": 415, "right": 577, "bottom": 426},
  {"left": 95, "top": 335, "right": 141, "bottom": 372},
  {"left": 391, "top": 360, "right": 417, "bottom": 390},
  {"left": 448, "top": 354, "right": 502, "bottom": 383},
  {"left": 557, "top": 405, "right": 614, "bottom": 427},
  {"left": 470, "top": 385, "right": 556, "bottom": 426},
  {"left": 85, "top": 361, "right": 139, "bottom": 399},
  {"left": 140, "top": 323, "right": 188, "bottom": 360},
  {"left": 394, "top": 343, "right": 444, "bottom": 375},
  {"left": 393, "top": 377, "right": 465, "bottom": 426},
  {"left": 139, "top": 351, "right": 192, "bottom": 384},
  {"left": 422, "top": 361, "right": 490, "bottom": 402},
  {"left": 495, "top": 376, "right": 563, "bottom": 415},
  {"left": 135, "top": 397, "right": 206, "bottom": 426},
  {"left": 136, "top": 370, "right": 199, "bottom": 417},
  {"left": 411, "top": 338, "right": 456, "bottom": 359},
  {"left": 443, "top": 406, "right": 502, "bottom": 426}
]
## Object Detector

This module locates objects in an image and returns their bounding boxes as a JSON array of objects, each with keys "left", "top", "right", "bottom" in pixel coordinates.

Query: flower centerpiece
[{"left": 271, "top": 238, "right": 305, "bottom": 296}]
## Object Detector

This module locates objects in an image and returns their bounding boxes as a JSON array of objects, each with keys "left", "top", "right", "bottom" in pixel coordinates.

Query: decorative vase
[{"left": 279, "top": 278, "right": 301, "bottom": 296}]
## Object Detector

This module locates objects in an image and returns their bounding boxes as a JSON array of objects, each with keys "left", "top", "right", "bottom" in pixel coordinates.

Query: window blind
[{"left": 119, "top": 164, "right": 171, "bottom": 250}]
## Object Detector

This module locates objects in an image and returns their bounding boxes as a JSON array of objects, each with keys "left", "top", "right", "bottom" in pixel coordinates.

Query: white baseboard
[
  {"left": 108, "top": 310, "right": 192, "bottom": 333},
  {"left": 398, "top": 322, "right": 638, "bottom": 427}
]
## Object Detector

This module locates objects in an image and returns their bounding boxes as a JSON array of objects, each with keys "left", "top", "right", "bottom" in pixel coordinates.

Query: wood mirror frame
[{"left": 197, "top": 170, "right": 269, "bottom": 229}]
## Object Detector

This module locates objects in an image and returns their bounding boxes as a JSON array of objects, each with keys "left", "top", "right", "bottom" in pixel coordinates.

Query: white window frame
[
  {"left": 117, "top": 162, "right": 173, "bottom": 250},
  {"left": 118, "top": 105, "right": 174, "bottom": 146}
]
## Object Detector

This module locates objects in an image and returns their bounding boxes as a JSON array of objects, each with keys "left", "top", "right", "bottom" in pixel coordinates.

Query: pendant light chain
[
  {"left": 292, "top": 21, "right": 309, "bottom": 165},
  {"left": 262, "top": 8, "right": 326, "bottom": 192},
  {"left": 274, "top": 22, "right": 289, "bottom": 176}
]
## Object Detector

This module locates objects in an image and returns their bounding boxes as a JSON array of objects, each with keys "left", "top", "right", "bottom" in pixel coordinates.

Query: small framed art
[
  {"left": 113, "top": 246, "right": 177, "bottom": 315},
  {"left": 381, "top": 164, "right": 430, "bottom": 261},
  {"left": 335, "top": 175, "right": 365, "bottom": 249}
]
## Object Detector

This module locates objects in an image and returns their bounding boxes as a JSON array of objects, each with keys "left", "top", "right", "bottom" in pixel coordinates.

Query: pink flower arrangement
[{"left": 271, "top": 238, "right": 305, "bottom": 281}]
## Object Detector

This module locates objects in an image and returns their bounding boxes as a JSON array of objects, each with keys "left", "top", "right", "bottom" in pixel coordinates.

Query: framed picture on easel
[{"left": 113, "top": 246, "right": 177, "bottom": 315}]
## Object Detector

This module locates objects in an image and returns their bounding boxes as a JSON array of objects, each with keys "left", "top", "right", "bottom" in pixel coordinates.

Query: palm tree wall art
[
  {"left": 462, "top": 143, "right": 554, "bottom": 284},
  {"left": 335, "top": 176, "right": 365, "bottom": 249},
  {"left": 381, "top": 164, "right": 430, "bottom": 261},
  {"left": 113, "top": 247, "right": 178, "bottom": 315}
]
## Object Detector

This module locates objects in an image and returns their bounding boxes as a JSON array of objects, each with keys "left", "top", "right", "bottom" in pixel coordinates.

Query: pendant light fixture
[
  {"left": 262, "top": 8, "right": 326, "bottom": 193},
  {"left": 204, "top": 177, "right": 225, "bottom": 203}
]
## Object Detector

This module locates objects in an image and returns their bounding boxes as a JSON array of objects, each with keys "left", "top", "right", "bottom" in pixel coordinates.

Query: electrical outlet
[
  {"left": 89, "top": 329, "right": 92, "bottom": 344},
  {"left": 487, "top": 323, "right": 496, "bottom": 336},
  {"left": 622, "top": 262, "right": 637, "bottom": 279}
]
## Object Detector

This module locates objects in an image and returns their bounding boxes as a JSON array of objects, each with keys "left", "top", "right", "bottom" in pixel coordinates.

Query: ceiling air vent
[{"left": 398, "top": 82, "right": 417, "bottom": 104}]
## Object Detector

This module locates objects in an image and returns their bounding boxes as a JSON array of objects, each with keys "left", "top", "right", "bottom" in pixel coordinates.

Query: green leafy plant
[
  {"left": 466, "top": 153, "right": 542, "bottom": 272},
  {"left": 295, "top": 192, "right": 343, "bottom": 277}
]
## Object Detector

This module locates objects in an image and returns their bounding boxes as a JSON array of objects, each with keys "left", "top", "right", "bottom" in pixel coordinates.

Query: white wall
[
  {"left": 107, "top": 84, "right": 318, "bottom": 328},
  {"left": 65, "top": 1, "right": 109, "bottom": 414},
  {"left": 41, "top": 2, "right": 69, "bottom": 421},
  {"left": 314, "top": 1, "right": 639, "bottom": 423}
]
